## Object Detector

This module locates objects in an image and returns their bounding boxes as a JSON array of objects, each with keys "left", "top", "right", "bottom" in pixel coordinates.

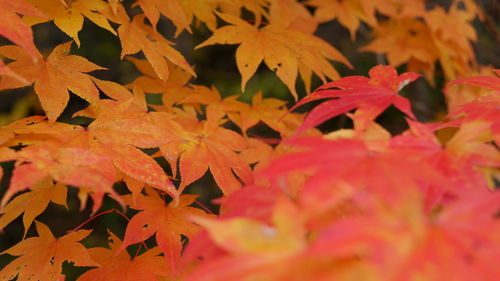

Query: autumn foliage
[{"left": 0, "top": 0, "right": 499, "bottom": 280}]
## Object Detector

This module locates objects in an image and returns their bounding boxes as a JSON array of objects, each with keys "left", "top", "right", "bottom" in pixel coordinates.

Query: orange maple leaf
[
  {"left": 81, "top": 94, "right": 180, "bottom": 202},
  {"left": 0, "top": 116, "right": 178, "bottom": 210},
  {"left": 0, "top": 0, "right": 44, "bottom": 61},
  {"left": 88, "top": 103, "right": 172, "bottom": 148},
  {"left": 306, "top": 0, "right": 376, "bottom": 38},
  {"left": 77, "top": 231, "right": 170, "bottom": 281},
  {"left": 96, "top": 143, "right": 178, "bottom": 202},
  {"left": 422, "top": 1, "right": 478, "bottom": 80},
  {"left": 126, "top": 56, "right": 193, "bottom": 95},
  {"left": 118, "top": 15, "right": 195, "bottom": 81},
  {"left": 0, "top": 42, "right": 103, "bottom": 121},
  {"left": 0, "top": 221, "right": 98, "bottom": 281},
  {"left": 0, "top": 116, "right": 46, "bottom": 145},
  {"left": 118, "top": 191, "right": 210, "bottom": 272},
  {"left": 360, "top": 18, "right": 437, "bottom": 71},
  {"left": 155, "top": 109, "right": 252, "bottom": 194},
  {"left": 0, "top": 61, "right": 29, "bottom": 85},
  {"left": 226, "top": 91, "right": 304, "bottom": 136},
  {"left": 2, "top": 141, "right": 116, "bottom": 209},
  {"left": 268, "top": 0, "right": 318, "bottom": 34},
  {"left": 0, "top": 179, "right": 66, "bottom": 236}
]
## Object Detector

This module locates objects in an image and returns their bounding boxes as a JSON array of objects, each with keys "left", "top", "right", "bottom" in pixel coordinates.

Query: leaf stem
[
  {"left": 194, "top": 199, "right": 214, "bottom": 215},
  {"left": 133, "top": 242, "right": 143, "bottom": 258},
  {"left": 72, "top": 209, "right": 114, "bottom": 232}
]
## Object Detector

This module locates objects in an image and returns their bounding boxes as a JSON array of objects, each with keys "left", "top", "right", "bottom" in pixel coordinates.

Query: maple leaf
[
  {"left": 118, "top": 15, "right": 195, "bottom": 81},
  {"left": 268, "top": 0, "right": 318, "bottom": 34},
  {"left": 402, "top": 187, "right": 500, "bottom": 281},
  {"left": 306, "top": 0, "right": 376, "bottom": 38},
  {"left": 154, "top": 109, "right": 252, "bottom": 194},
  {"left": 361, "top": 1, "right": 478, "bottom": 82},
  {"left": 0, "top": 116, "right": 46, "bottom": 147},
  {"left": 135, "top": 0, "right": 187, "bottom": 32},
  {"left": 0, "top": 113, "right": 178, "bottom": 209},
  {"left": 389, "top": 121, "right": 488, "bottom": 206},
  {"left": 0, "top": 120, "right": 117, "bottom": 211},
  {"left": 88, "top": 103, "right": 173, "bottom": 148},
  {"left": 361, "top": 185, "right": 500, "bottom": 281},
  {"left": 0, "top": 0, "right": 45, "bottom": 61},
  {"left": 176, "top": 129, "right": 251, "bottom": 193},
  {"left": 118, "top": 190, "right": 210, "bottom": 272},
  {"left": 448, "top": 69, "right": 500, "bottom": 91},
  {"left": 238, "top": 138, "right": 275, "bottom": 171},
  {"left": 0, "top": 221, "right": 98, "bottom": 281},
  {"left": 446, "top": 70, "right": 500, "bottom": 145},
  {"left": 228, "top": 92, "right": 285, "bottom": 132},
  {"left": 226, "top": 91, "right": 306, "bottom": 136},
  {"left": 193, "top": 196, "right": 305, "bottom": 254},
  {"left": 0, "top": 179, "right": 66, "bottom": 236},
  {"left": 291, "top": 65, "right": 420, "bottom": 134},
  {"left": 0, "top": 42, "right": 103, "bottom": 121},
  {"left": 78, "top": 95, "right": 179, "bottom": 201},
  {"left": 0, "top": 61, "right": 29, "bottom": 89},
  {"left": 73, "top": 79, "right": 151, "bottom": 120},
  {"left": 444, "top": 121, "right": 499, "bottom": 165},
  {"left": 196, "top": 13, "right": 351, "bottom": 100},
  {"left": 91, "top": 77, "right": 136, "bottom": 102},
  {"left": 422, "top": 1, "right": 478, "bottom": 80},
  {"left": 448, "top": 91, "right": 500, "bottom": 130},
  {"left": 126, "top": 56, "right": 193, "bottom": 95},
  {"left": 77, "top": 231, "right": 170, "bottom": 281},
  {"left": 95, "top": 143, "right": 178, "bottom": 203},
  {"left": 173, "top": 85, "right": 229, "bottom": 107},
  {"left": 219, "top": 0, "right": 269, "bottom": 27},
  {"left": 360, "top": 18, "right": 437, "bottom": 77},
  {"left": 441, "top": 66, "right": 498, "bottom": 109},
  {"left": 185, "top": 197, "right": 306, "bottom": 281},
  {"left": 135, "top": 0, "right": 220, "bottom": 36},
  {"left": 262, "top": 136, "right": 446, "bottom": 217},
  {"left": 24, "top": 0, "right": 116, "bottom": 46},
  {"left": 2, "top": 141, "right": 117, "bottom": 208},
  {"left": 216, "top": 184, "right": 281, "bottom": 222}
]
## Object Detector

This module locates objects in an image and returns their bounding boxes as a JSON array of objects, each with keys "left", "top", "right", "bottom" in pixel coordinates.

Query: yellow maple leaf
[
  {"left": 118, "top": 15, "right": 195, "bottom": 81},
  {"left": 306, "top": 0, "right": 376, "bottom": 39},
  {"left": 24, "top": 0, "right": 116, "bottom": 46},
  {"left": 135, "top": 0, "right": 220, "bottom": 36},
  {"left": 196, "top": 13, "right": 351, "bottom": 100}
]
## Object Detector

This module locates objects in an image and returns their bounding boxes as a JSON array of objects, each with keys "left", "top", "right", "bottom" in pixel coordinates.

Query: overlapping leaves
[{"left": 0, "top": 1, "right": 498, "bottom": 281}]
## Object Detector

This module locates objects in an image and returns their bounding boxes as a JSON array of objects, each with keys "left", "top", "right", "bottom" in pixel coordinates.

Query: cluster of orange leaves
[{"left": 0, "top": 0, "right": 499, "bottom": 280}]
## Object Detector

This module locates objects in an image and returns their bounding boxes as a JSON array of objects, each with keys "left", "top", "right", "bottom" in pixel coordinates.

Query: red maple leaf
[{"left": 291, "top": 65, "right": 420, "bottom": 134}]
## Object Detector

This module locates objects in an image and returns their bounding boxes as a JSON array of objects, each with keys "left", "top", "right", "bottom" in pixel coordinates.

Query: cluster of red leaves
[{"left": 0, "top": 0, "right": 499, "bottom": 281}]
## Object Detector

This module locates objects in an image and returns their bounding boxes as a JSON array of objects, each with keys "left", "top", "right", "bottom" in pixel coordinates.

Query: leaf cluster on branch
[{"left": 0, "top": 0, "right": 499, "bottom": 280}]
